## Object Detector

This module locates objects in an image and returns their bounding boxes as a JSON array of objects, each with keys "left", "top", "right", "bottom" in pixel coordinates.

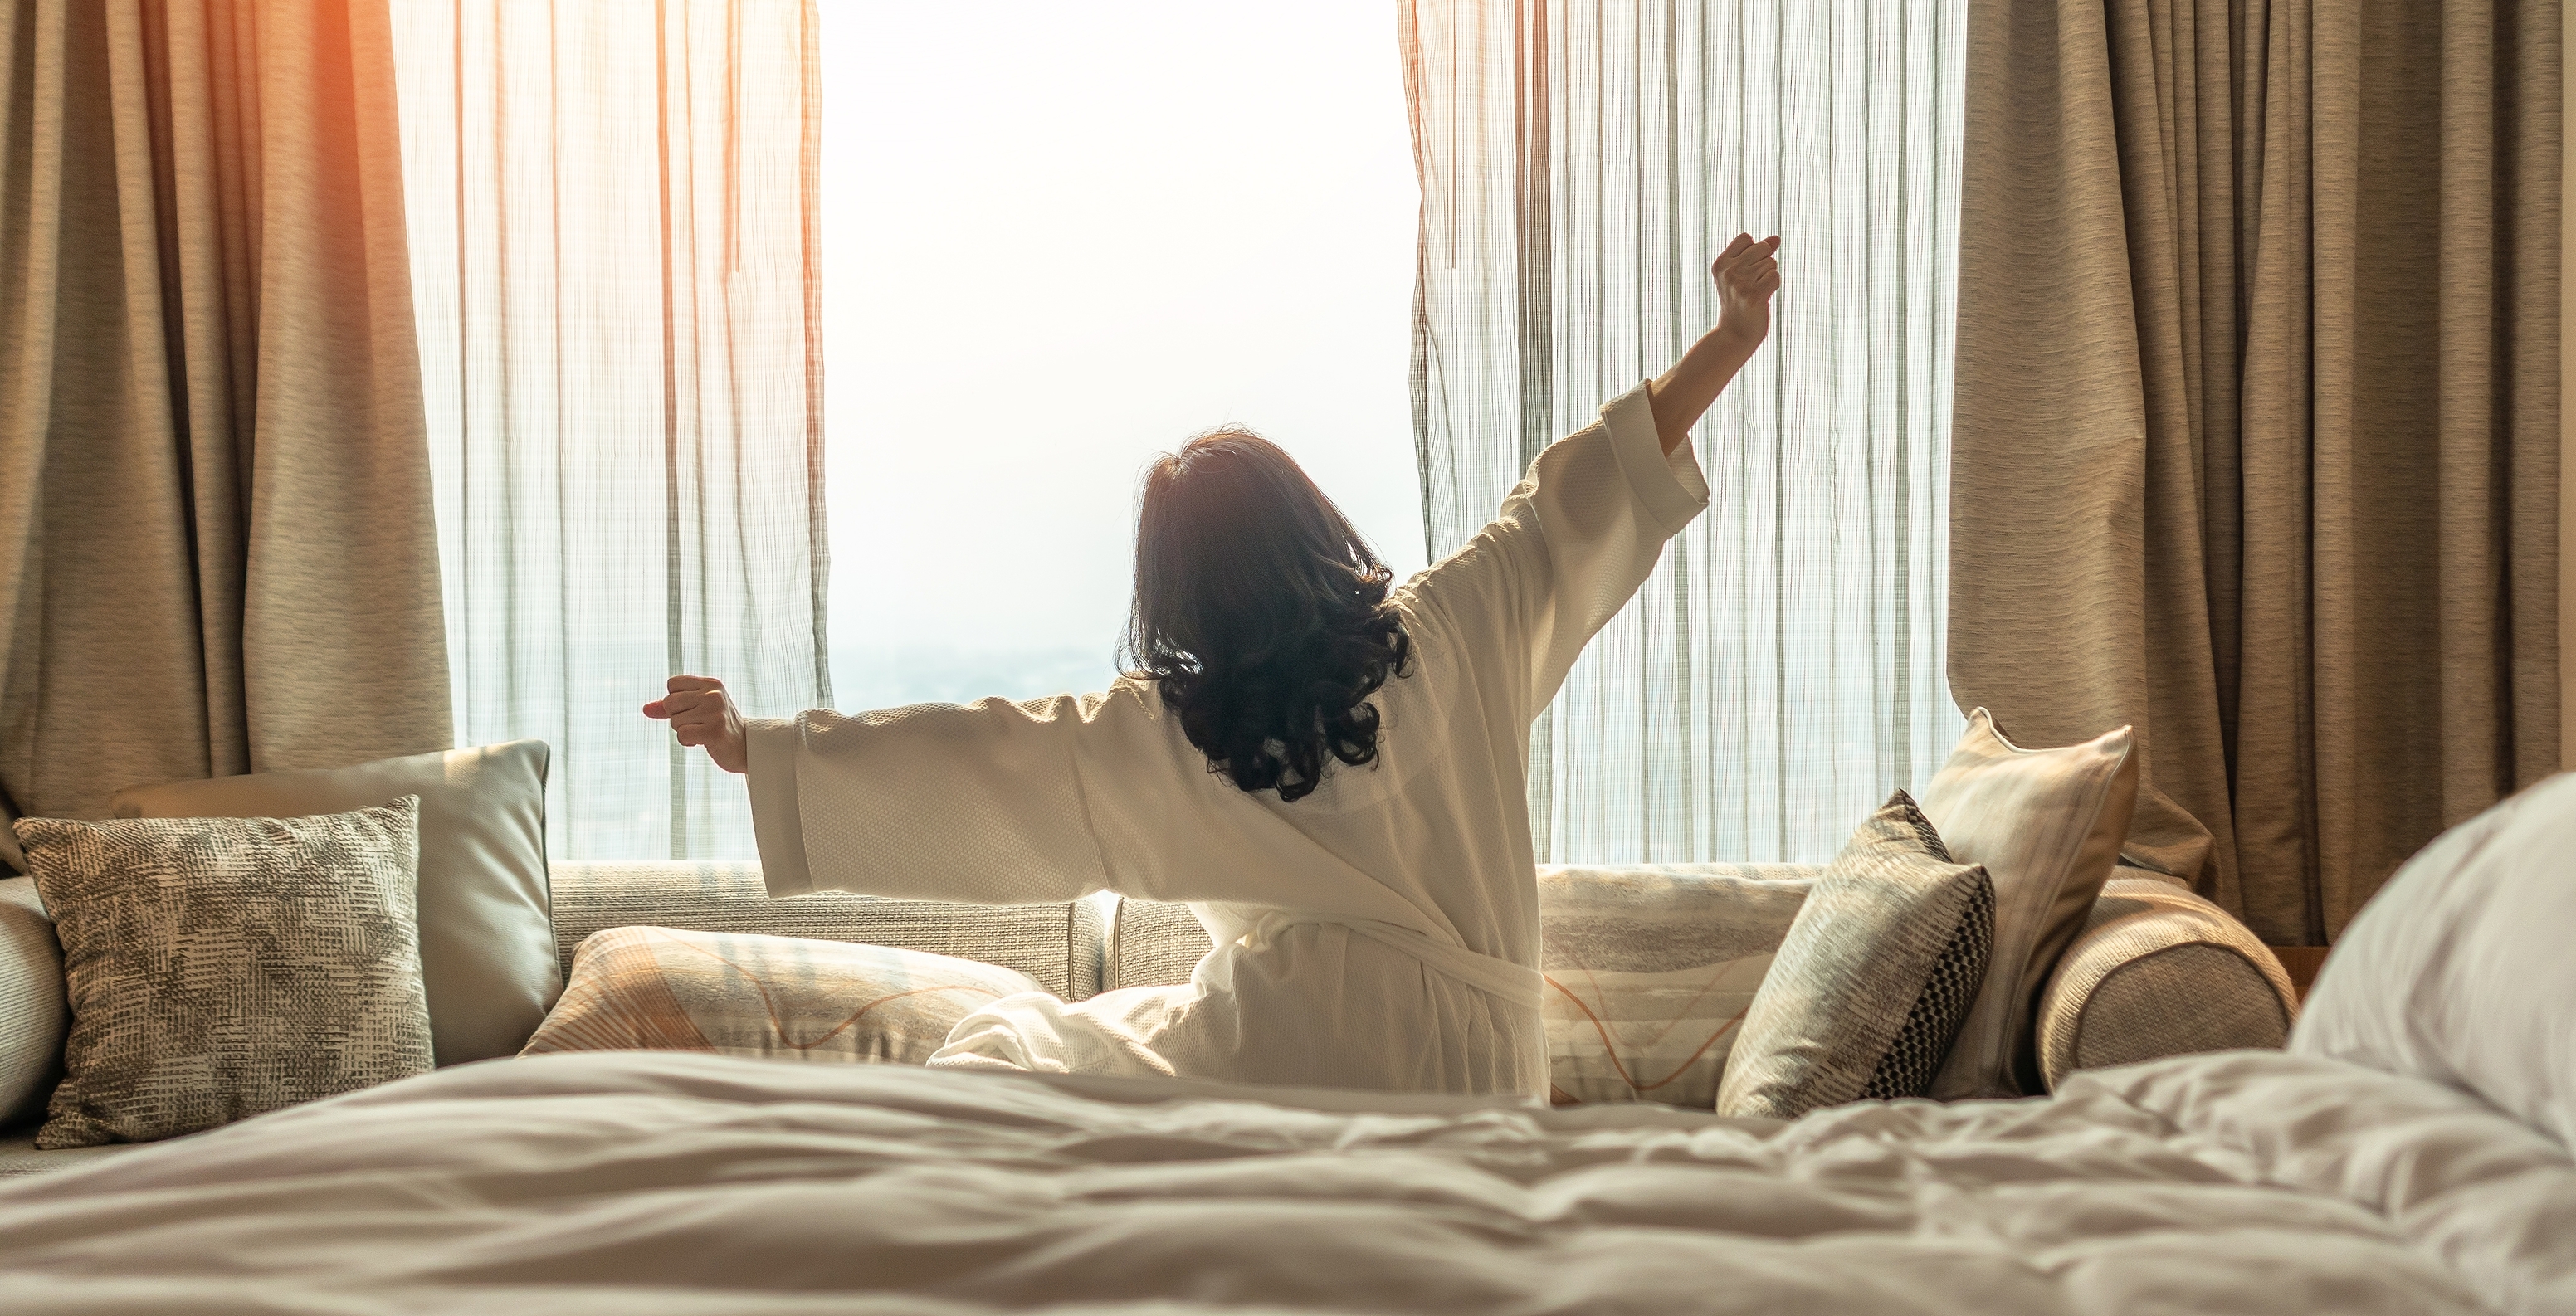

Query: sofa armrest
[
  {"left": 2033, "top": 870, "right": 2299, "bottom": 1091},
  {"left": 548, "top": 863, "right": 1101, "bottom": 1000},
  {"left": 0, "top": 877, "right": 65, "bottom": 1129}
]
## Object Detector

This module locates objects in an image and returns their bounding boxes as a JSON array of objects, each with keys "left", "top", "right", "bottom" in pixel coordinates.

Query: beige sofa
[{"left": 0, "top": 860, "right": 2296, "bottom": 1177}]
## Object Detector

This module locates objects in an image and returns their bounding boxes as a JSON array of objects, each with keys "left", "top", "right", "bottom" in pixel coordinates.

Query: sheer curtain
[
  {"left": 1405, "top": 0, "right": 1964, "bottom": 864},
  {"left": 389, "top": 0, "right": 830, "bottom": 860}
]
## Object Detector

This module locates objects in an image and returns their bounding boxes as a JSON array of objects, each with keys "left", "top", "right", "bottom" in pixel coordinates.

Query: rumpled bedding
[{"left": 1, "top": 1049, "right": 2569, "bottom": 1315}]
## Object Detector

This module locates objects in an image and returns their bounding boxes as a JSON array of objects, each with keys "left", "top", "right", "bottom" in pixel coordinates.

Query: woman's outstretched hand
[
  {"left": 1711, "top": 232, "right": 1782, "bottom": 349},
  {"left": 645, "top": 675, "right": 748, "bottom": 774},
  {"left": 1647, "top": 232, "right": 1783, "bottom": 455}
]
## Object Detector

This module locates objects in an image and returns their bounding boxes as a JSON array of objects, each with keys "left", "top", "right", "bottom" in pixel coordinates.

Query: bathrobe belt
[{"left": 1242, "top": 910, "right": 1544, "bottom": 1012}]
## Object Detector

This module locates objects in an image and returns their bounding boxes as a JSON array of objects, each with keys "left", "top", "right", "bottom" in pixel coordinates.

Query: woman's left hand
[
  {"left": 1646, "top": 234, "right": 1782, "bottom": 454},
  {"left": 1711, "top": 233, "right": 1782, "bottom": 349}
]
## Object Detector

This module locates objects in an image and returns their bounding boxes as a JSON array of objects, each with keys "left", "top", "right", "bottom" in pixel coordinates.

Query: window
[
  {"left": 394, "top": 0, "right": 1959, "bottom": 865},
  {"left": 817, "top": 2, "right": 1427, "bottom": 709}
]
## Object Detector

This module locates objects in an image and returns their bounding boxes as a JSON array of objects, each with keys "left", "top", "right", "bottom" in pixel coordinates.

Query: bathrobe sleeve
[
  {"left": 741, "top": 685, "right": 1448, "bottom": 929},
  {"left": 1398, "top": 381, "right": 1712, "bottom": 719}
]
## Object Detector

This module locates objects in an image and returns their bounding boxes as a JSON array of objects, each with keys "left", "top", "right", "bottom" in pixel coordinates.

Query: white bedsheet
[{"left": 2, "top": 1050, "right": 2569, "bottom": 1314}]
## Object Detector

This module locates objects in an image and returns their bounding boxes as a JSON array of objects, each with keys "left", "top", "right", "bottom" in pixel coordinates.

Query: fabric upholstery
[
  {"left": 2034, "top": 872, "right": 2296, "bottom": 1091},
  {"left": 549, "top": 863, "right": 1096, "bottom": 1002},
  {"left": 524, "top": 926, "right": 1042, "bottom": 1065},
  {"left": 1533, "top": 865, "right": 1811, "bottom": 1108},
  {"left": 1104, "top": 898, "right": 1212, "bottom": 994},
  {"left": 1918, "top": 711, "right": 2139, "bottom": 1098},
  {"left": 1948, "top": 0, "right": 2560, "bottom": 945},
  {"left": 16, "top": 799, "right": 432, "bottom": 1148},
  {"left": 2294, "top": 773, "right": 2576, "bottom": 1151},
  {"left": 0, "top": 878, "right": 65, "bottom": 1128},
  {"left": 0, "top": 0, "right": 451, "bottom": 875},
  {"left": 1717, "top": 793, "right": 1993, "bottom": 1119},
  {"left": 110, "top": 742, "right": 558, "bottom": 1067},
  {"left": 1403, "top": 0, "right": 1965, "bottom": 865},
  {"left": 0, "top": 1130, "right": 133, "bottom": 1180}
]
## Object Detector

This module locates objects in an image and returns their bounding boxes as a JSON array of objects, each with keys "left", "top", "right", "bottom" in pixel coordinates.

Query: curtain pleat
[
  {"left": 0, "top": 0, "right": 451, "bottom": 873},
  {"left": 1949, "top": 0, "right": 2559, "bottom": 943},
  {"left": 1404, "top": 0, "right": 1966, "bottom": 865},
  {"left": 388, "top": 0, "right": 828, "bottom": 860}
]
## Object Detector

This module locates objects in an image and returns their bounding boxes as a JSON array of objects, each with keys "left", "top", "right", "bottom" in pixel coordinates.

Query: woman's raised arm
[
  {"left": 1647, "top": 233, "right": 1780, "bottom": 453},
  {"left": 1399, "top": 236, "right": 1779, "bottom": 719}
]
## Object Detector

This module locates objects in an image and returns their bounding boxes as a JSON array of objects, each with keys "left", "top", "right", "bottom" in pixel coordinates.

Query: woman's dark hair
[{"left": 1122, "top": 428, "right": 1412, "bottom": 803}]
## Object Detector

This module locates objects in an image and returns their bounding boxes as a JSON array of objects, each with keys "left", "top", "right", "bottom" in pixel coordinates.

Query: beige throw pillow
[
  {"left": 524, "top": 926, "right": 1044, "bottom": 1064},
  {"left": 1918, "top": 709, "right": 2139, "bottom": 1098},
  {"left": 15, "top": 798, "right": 434, "bottom": 1148},
  {"left": 112, "top": 741, "right": 558, "bottom": 1066},
  {"left": 0, "top": 878, "right": 66, "bottom": 1128},
  {"left": 1715, "top": 792, "right": 1993, "bottom": 1119}
]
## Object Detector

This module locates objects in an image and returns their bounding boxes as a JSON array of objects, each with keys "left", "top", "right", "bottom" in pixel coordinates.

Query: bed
[
  {"left": 4, "top": 777, "right": 2573, "bottom": 1315},
  {"left": 0, "top": 1045, "right": 2564, "bottom": 1314}
]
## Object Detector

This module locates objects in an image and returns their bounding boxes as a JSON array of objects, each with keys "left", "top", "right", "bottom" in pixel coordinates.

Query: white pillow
[
  {"left": 2292, "top": 773, "right": 2576, "bottom": 1149},
  {"left": 1918, "top": 709, "right": 2139, "bottom": 1098}
]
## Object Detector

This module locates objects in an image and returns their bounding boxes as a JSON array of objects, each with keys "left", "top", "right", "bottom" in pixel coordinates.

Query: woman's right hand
[
  {"left": 644, "top": 675, "right": 748, "bottom": 774},
  {"left": 1647, "top": 233, "right": 1782, "bottom": 454}
]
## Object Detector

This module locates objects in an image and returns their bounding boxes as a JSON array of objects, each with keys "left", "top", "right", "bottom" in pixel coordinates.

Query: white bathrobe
[{"left": 743, "top": 382, "right": 1709, "bottom": 1097}]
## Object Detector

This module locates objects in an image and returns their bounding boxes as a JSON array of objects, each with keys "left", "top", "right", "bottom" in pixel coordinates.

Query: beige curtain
[
  {"left": 1950, "top": 0, "right": 2560, "bottom": 943},
  {"left": 0, "top": 0, "right": 451, "bottom": 872}
]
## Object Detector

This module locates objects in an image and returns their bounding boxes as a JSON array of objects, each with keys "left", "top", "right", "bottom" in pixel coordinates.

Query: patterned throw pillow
[
  {"left": 14, "top": 798, "right": 433, "bottom": 1148},
  {"left": 1539, "top": 865, "right": 1815, "bottom": 1107},
  {"left": 1715, "top": 792, "right": 1993, "bottom": 1119},
  {"left": 524, "top": 926, "right": 1044, "bottom": 1064}
]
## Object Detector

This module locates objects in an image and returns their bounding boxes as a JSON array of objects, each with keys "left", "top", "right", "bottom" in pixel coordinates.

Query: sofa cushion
[
  {"left": 524, "top": 926, "right": 1044, "bottom": 1064},
  {"left": 1717, "top": 792, "right": 1995, "bottom": 1119},
  {"left": 550, "top": 863, "right": 1103, "bottom": 1001},
  {"left": 1918, "top": 709, "right": 2139, "bottom": 1098},
  {"left": 1104, "top": 897, "right": 1213, "bottom": 993},
  {"left": 111, "top": 741, "right": 559, "bottom": 1066},
  {"left": 0, "top": 879, "right": 65, "bottom": 1128},
  {"left": 2033, "top": 870, "right": 2296, "bottom": 1090},
  {"left": 0, "top": 1128, "right": 138, "bottom": 1179},
  {"left": 17, "top": 799, "right": 434, "bottom": 1148}
]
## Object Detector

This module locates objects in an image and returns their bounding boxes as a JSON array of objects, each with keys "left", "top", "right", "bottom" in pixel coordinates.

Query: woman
[{"left": 646, "top": 235, "right": 1782, "bottom": 1097}]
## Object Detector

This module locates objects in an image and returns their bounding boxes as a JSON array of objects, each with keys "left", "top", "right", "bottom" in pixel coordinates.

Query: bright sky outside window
[{"left": 817, "top": 2, "right": 1427, "bottom": 711}]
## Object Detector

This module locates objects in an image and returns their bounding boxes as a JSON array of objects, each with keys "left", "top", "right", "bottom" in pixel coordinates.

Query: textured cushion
[
  {"left": 550, "top": 863, "right": 1103, "bottom": 1001},
  {"left": 524, "top": 926, "right": 1043, "bottom": 1064},
  {"left": 0, "top": 878, "right": 66, "bottom": 1128},
  {"left": 2033, "top": 871, "right": 2296, "bottom": 1090},
  {"left": 2292, "top": 773, "right": 2576, "bottom": 1149},
  {"left": 15, "top": 799, "right": 434, "bottom": 1148},
  {"left": 111, "top": 741, "right": 557, "bottom": 1066},
  {"left": 1918, "top": 709, "right": 2139, "bottom": 1098},
  {"left": 1715, "top": 793, "right": 1994, "bottom": 1119},
  {"left": 1535, "top": 865, "right": 1812, "bottom": 1107},
  {"left": 1104, "top": 897, "right": 1215, "bottom": 992}
]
